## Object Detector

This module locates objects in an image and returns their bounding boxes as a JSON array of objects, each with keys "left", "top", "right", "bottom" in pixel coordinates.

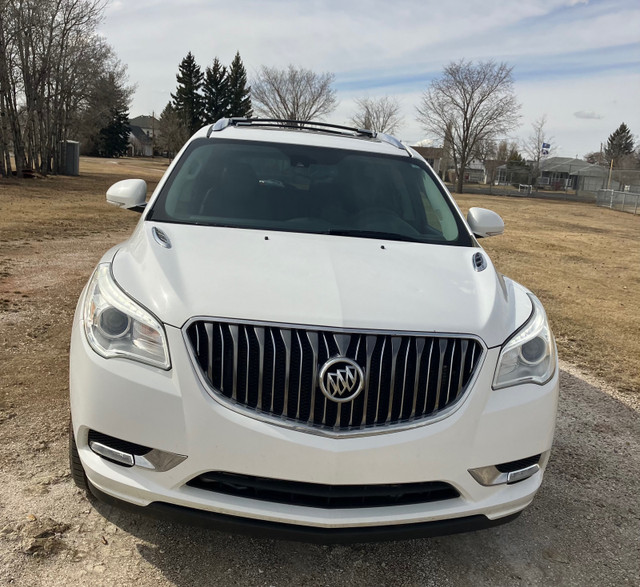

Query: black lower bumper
[{"left": 88, "top": 481, "right": 521, "bottom": 544}]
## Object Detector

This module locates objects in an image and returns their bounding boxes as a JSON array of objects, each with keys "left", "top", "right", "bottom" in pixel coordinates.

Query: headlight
[
  {"left": 493, "top": 294, "right": 556, "bottom": 389},
  {"left": 83, "top": 264, "right": 170, "bottom": 369}
]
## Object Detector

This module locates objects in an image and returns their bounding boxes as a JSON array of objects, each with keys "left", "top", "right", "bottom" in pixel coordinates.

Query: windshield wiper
[{"left": 325, "top": 229, "right": 425, "bottom": 243}]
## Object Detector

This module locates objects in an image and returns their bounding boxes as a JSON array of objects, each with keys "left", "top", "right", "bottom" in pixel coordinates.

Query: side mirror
[
  {"left": 467, "top": 207, "right": 504, "bottom": 238},
  {"left": 106, "top": 179, "right": 147, "bottom": 212}
]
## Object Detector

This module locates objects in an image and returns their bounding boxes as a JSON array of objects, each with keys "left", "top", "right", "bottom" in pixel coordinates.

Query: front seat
[{"left": 201, "top": 162, "right": 266, "bottom": 220}]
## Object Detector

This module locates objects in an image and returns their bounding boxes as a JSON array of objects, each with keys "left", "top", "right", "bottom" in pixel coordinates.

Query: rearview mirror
[
  {"left": 106, "top": 179, "right": 147, "bottom": 212},
  {"left": 467, "top": 207, "right": 504, "bottom": 238}
]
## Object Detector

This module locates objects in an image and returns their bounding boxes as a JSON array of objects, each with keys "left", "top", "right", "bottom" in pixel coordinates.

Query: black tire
[{"left": 69, "top": 421, "right": 89, "bottom": 492}]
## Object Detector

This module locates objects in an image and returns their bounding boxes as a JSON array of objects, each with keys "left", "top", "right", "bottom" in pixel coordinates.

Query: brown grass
[
  {"left": 454, "top": 193, "right": 640, "bottom": 394},
  {"left": 1, "top": 159, "right": 638, "bottom": 394},
  {"left": 0, "top": 157, "right": 168, "bottom": 243}
]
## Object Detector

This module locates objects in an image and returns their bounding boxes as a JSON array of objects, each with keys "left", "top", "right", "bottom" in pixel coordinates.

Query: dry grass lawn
[
  {"left": 455, "top": 192, "right": 639, "bottom": 394},
  {"left": 1, "top": 158, "right": 638, "bottom": 395}
]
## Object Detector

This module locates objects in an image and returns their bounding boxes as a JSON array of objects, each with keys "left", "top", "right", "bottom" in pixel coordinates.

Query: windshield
[{"left": 147, "top": 138, "right": 472, "bottom": 246}]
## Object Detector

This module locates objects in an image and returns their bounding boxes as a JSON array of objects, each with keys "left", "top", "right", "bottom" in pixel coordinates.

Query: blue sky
[{"left": 100, "top": 0, "right": 640, "bottom": 157}]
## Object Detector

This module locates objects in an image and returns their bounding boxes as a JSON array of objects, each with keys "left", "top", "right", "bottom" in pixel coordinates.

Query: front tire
[{"left": 69, "top": 422, "right": 89, "bottom": 492}]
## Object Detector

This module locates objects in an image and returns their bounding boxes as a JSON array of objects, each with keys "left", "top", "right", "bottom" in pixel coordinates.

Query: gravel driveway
[{"left": 0, "top": 232, "right": 638, "bottom": 587}]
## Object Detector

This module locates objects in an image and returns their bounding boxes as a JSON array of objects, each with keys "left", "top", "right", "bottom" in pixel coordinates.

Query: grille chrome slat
[
  {"left": 375, "top": 337, "right": 387, "bottom": 422},
  {"left": 445, "top": 340, "right": 456, "bottom": 406},
  {"left": 255, "top": 327, "right": 265, "bottom": 410},
  {"left": 421, "top": 339, "right": 435, "bottom": 415},
  {"left": 243, "top": 327, "right": 251, "bottom": 404},
  {"left": 215, "top": 323, "right": 223, "bottom": 388},
  {"left": 432, "top": 339, "right": 448, "bottom": 412},
  {"left": 295, "top": 331, "right": 304, "bottom": 420},
  {"left": 457, "top": 339, "right": 469, "bottom": 402},
  {"left": 361, "top": 335, "right": 376, "bottom": 427},
  {"left": 269, "top": 329, "right": 277, "bottom": 413},
  {"left": 411, "top": 338, "right": 426, "bottom": 419},
  {"left": 308, "top": 331, "right": 319, "bottom": 425},
  {"left": 386, "top": 337, "right": 402, "bottom": 423},
  {"left": 321, "top": 333, "right": 331, "bottom": 427},
  {"left": 229, "top": 325, "right": 239, "bottom": 401},
  {"left": 186, "top": 321, "right": 483, "bottom": 433},
  {"left": 282, "top": 329, "right": 291, "bottom": 418},
  {"left": 348, "top": 335, "right": 363, "bottom": 427},
  {"left": 398, "top": 337, "right": 412, "bottom": 417},
  {"left": 204, "top": 322, "right": 214, "bottom": 382}
]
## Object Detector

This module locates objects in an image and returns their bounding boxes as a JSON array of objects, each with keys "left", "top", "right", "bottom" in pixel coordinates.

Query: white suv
[{"left": 69, "top": 118, "right": 558, "bottom": 542}]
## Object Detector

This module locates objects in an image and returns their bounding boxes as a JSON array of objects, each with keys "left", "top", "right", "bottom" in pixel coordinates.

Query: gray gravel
[{"left": 0, "top": 366, "right": 638, "bottom": 587}]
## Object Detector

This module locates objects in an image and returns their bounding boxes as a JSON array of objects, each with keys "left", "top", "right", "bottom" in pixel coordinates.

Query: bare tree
[
  {"left": 350, "top": 96, "right": 403, "bottom": 134},
  {"left": 473, "top": 139, "right": 498, "bottom": 186},
  {"left": 523, "top": 115, "right": 552, "bottom": 185},
  {"left": 157, "top": 101, "right": 188, "bottom": 158},
  {"left": 0, "top": 0, "right": 131, "bottom": 176},
  {"left": 416, "top": 60, "right": 520, "bottom": 193},
  {"left": 251, "top": 65, "right": 337, "bottom": 122},
  {"left": 584, "top": 150, "right": 607, "bottom": 166}
]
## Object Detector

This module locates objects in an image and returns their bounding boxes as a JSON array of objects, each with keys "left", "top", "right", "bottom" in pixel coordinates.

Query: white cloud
[
  {"left": 574, "top": 111, "right": 605, "bottom": 120},
  {"left": 515, "top": 72, "right": 639, "bottom": 156},
  {"left": 98, "top": 0, "right": 640, "bottom": 158}
]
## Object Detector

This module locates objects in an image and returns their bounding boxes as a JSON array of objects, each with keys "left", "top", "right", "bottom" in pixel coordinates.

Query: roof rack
[{"left": 207, "top": 118, "right": 410, "bottom": 155}]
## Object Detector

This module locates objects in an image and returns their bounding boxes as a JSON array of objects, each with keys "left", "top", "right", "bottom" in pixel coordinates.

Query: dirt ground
[{"left": 0, "top": 160, "right": 638, "bottom": 586}]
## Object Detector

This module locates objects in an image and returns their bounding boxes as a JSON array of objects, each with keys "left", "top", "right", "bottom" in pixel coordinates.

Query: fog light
[
  {"left": 469, "top": 453, "right": 546, "bottom": 486},
  {"left": 90, "top": 441, "right": 135, "bottom": 466},
  {"left": 87, "top": 430, "right": 187, "bottom": 472}
]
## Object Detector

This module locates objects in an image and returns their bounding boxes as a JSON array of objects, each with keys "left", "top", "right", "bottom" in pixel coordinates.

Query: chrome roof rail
[
  {"left": 207, "top": 118, "right": 410, "bottom": 155},
  {"left": 207, "top": 118, "right": 409, "bottom": 153},
  {"left": 376, "top": 132, "right": 412, "bottom": 156}
]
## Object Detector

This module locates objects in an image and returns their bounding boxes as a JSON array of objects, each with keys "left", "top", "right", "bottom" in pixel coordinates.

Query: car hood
[{"left": 111, "top": 222, "right": 532, "bottom": 348}]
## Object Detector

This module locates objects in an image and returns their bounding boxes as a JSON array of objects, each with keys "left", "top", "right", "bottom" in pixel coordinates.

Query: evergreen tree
[
  {"left": 507, "top": 148, "right": 526, "bottom": 167},
  {"left": 97, "top": 105, "right": 130, "bottom": 157},
  {"left": 203, "top": 57, "right": 229, "bottom": 123},
  {"left": 605, "top": 123, "right": 634, "bottom": 163},
  {"left": 227, "top": 51, "right": 252, "bottom": 118},
  {"left": 171, "top": 52, "right": 204, "bottom": 135}
]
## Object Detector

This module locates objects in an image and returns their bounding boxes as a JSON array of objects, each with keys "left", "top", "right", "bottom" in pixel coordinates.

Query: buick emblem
[{"left": 319, "top": 357, "right": 365, "bottom": 403}]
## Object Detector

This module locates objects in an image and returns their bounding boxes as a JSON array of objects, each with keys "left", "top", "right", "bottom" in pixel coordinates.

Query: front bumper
[
  {"left": 87, "top": 479, "right": 521, "bottom": 543},
  {"left": 70, "top": 320, "right": 559, "bottom": 538}
]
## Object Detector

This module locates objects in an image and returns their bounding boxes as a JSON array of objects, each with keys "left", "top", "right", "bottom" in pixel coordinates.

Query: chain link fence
[
  {"left": 494, "top": 166, "right": 640, "bottom": 199},
  {"left": 597, "top": 190, "right": 640, "bottom": 215}
]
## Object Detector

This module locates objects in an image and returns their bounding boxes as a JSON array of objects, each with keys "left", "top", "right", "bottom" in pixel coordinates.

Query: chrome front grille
[{"left": 186, "top": 321, "right": 483, "bottom": 433}]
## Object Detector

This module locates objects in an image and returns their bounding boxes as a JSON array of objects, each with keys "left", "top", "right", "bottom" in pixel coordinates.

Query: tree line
[
  {"left": 159, "top": 57, "right": 553, "bottom": 193},
  {"left": 2, "top": 6, "right": 636, "bottom": 190},
  {"left": 0, "top": 0, "right": 133, "bottom": 177},
  {"left": 157, "top": 51, "right": 252, "bottom": 156},
  {"left": 158, "top": 53, "right": 404, "bottom": 157}
]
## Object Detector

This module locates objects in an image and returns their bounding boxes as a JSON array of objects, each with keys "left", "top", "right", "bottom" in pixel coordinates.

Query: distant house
[
  {"left": 496, "top": 156, "right": 613, "bottom": 192},
  {"left": 127, "top": 115, "right": 160, "bottom": 157},
  {"left": 537, "top": 157, "right": 596, "bottom": 189},
  {"left": 568, "top": 164, "right": 611, "bottom": 192},
  {"left": 461, "top": 159, "right": 486, "bottom": 184},
  {"left": 411, "top": 146, "right": 444, "bottom": 175},
  {"left": 128, "top": 125, "right": 153, "bottom": 157},
  {"left": 129, "top": 115, "right": 159, "bottom": 138}
]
